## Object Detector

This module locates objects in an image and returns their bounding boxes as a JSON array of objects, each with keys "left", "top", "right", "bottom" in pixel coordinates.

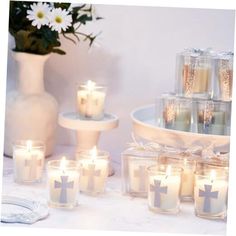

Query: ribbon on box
[
  {"left": 127, "top": 133, "right": 164, "bottom": 152},
  {"left": 161, "top": 145, "right": 202, "bottom": 158},
  {"left": 127, "top": 133, "right": 202, "bottom": 157},
  {"left": 201, "top": 144, "right": 229, "bottom": 164},
  {"left": 127, "top": 134, "right": 229, "bottom": 164}
]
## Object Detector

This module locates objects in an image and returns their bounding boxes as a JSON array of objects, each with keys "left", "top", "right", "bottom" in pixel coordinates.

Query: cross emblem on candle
[
  {"left": 82, "top": 164, "right": 101, "bottom": 191},
  {"left": 54, "top": 176, "right": 74, "bottom": 204},
  {"left": 199, "top": 184, "right": 219, "bottom": 213},
  {"left": 25, "top": 156, "right": 42, "bottom": 180},
  {"left": 150, "top": 180, "right": 168, "bottom": 208},
  {"left": 80, "top": 98, "right": 86, "bottom": 105},
  {"left": 133, "top": 165, "right": 147, "bottom": 192}
]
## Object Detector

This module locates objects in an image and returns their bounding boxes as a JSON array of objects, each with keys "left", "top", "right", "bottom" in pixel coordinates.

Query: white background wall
[{"left": 6, "top": 4, "right": 235, "bottom": 162}]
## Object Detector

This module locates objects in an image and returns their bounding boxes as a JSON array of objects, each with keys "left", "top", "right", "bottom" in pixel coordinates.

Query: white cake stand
[
  {"left": 131, "top": 104, "right": 230, "bottom": 152},
  {"left": 58, "top": 112, "right": 119, "bottom": 176}
]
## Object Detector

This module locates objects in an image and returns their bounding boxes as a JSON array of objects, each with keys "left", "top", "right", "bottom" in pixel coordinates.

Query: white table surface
[{"left": 1, "top": 145, "right": 226, "bottom": 235}]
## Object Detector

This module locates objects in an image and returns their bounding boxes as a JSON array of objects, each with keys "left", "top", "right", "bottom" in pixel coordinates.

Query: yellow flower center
[
  {"left": 37, "top": 11, "right": 44, "bottom": 19},
  {"left": 55, "top": 16, "right": 62, "bottom": 24}
]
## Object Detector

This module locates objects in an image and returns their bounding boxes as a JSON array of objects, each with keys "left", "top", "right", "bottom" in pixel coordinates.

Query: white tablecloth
[{"left": 1, "top": 145, "right": 226, "bottom": 235}]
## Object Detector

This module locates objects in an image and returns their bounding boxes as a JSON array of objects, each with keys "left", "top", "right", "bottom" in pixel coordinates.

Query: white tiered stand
[{"left": 58, "top": 111, "right": 119, "bottom": 175}]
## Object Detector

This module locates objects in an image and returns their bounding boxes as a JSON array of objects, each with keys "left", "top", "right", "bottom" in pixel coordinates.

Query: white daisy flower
[
  {"left": 49, "top": 8, "right": 72, "bottom": 33},
  {"left": 26, "top": 2, "right": 51, "bottom": 29}
]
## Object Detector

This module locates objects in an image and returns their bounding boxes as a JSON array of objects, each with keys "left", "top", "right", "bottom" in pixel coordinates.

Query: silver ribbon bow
[
  {"left": 201, "top": 144, "right": 229, "bottom": 164},
  {"left": 127, "top": 133, "right": 163, "bottom": 152}
]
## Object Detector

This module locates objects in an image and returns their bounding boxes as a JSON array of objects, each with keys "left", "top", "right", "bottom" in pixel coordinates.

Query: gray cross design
[
  {"left": 25, "top": 156, "right": 42, "bottom": 180},
  {"left": 80, "top": 98, "right": 86, "bottom": 105},
  {"left": 54, "top": 176, "right": 74, "bottom": 203},
  {"left": 150, "top": 180, "right": 168, "bottom": 208},
  {"left": 199, "top": 184, "right": 219, "bottom": 213},
  {"left": 133, "top": 165, "right": 147, "bottom": 192},
  {"left": 82, "top": 164, "right": 101, "bottom": 191}
]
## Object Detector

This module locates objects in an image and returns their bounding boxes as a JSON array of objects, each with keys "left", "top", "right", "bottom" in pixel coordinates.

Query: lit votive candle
[
  {"left": 164, "top": 156, "right": 196, "bottom": 201},
  {"left": 47, "top": 157, "right": 80, "bottom": 209},
  {"left": 194, "top": 166, "right": 228, "bottom": 220},
  {"left": 77, "top": 147, "right": 109, "bottom": 195},
  {"left": 13, "top": 140, "right": 45, "bottom": 183},
  {"left": 147, "top": 165, "right": 182, "bottom": 214},
  {"left": 77, "top": 80, "right": 107, "bottom": 120}
]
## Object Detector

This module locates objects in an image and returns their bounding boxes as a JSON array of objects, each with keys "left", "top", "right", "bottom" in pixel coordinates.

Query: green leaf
[
  {"left": 52, "top": 48, "right": 66, "bottom": 55},
  {"left": 53, "top": 3, "right": 71, "bottom": 10},
  {"left": 72, "top": 4, "right": 87, "bottom": 12},
  {"left": 76, "top": 14, "right": 93, "bottom": 24}
]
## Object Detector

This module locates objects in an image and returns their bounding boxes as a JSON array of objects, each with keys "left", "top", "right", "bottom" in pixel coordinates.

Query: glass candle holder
[
  {"left": 194, "top": 165, "right": 228, "bottom": 220},
  {"left": 147, "top": 164, "right": 183, "bottom": 214},
  {"left": 76, "top": 80, "right": 107, "bottom": 120},
  {"left": 196, "top": 100, "right": 230, "bottom": 135},
  {"left": 47, "top": 158, "right": 80, "bottom": 209},
  {"left": 76, "top": 147, "right": 109, "bottom": 195},
  {"left": 155, "top": 92, "right": 176, "bottom": 127},
  {"left": 175, "top": 48, "right": 213, "bottom": 98},
  {"left": 122, "top": 148, "right": 160, "bottom": 198},
  {"left": 162, "top": 95, "right": 192, "bottom": 132},
  {"left": 13, "top": 140, "right": 45, "bottom": 183},
  {"left": 161, "top": 154, "right": 197, "bottom": 202},
  {"left": 215, "top": 52, "right": 234, "bottom": 101}
]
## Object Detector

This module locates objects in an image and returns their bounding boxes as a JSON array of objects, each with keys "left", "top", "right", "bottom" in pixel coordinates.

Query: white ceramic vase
[{"left": 4, "top": 52, "right": 58, "bottom": 157}]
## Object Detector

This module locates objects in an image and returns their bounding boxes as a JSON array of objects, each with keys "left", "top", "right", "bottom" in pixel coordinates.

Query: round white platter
[
  {"left": 131, "top": 104, "right": 230, "bottom": 152},
  {"left": 1, "top": 195, "right": 49, "bottom": 224}
]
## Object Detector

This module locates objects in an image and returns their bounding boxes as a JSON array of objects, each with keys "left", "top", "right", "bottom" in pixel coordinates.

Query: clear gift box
[
  {"left": 175, "top": 48, "right": 214, "bottom": 99},
  {"left": 159, "top": 95, "right": 193, "bottom": 132},
  {"left": 121, "top": 144, "right": 162, "bottom": 198},
  {"left": 214, "top": 52, "right": 234, "bottom": 102},
  {"left": 195, "top": 99, "right": 231, "bottom": 135}
]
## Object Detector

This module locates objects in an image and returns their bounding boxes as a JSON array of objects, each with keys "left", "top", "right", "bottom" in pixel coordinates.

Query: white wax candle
[
  {"left": 180, "top": 159, "right": 195, "bottom": 200},
  {"left": 48, "top": 158, "right": 79, "bottom": 207},
  {"left": 174, "top": 108, "right": 191, "bottom": 131},
  {"left": 128, "top": 159, "right": 157, "bottom": 194},
  {"left": 181, "top": 168, "right": 194, "bottom": 197},
  {"left": 13, "top": 141, "right": 44, "bottom": 182},
  {"left": 148, "top": 169, "right": 181, "bottom": 211},
  {"left": 77, "top": 80, "right": 106, "bottom": 119},
  {"left": 194, "top": 177, "right": 228, "bottom": 215}
]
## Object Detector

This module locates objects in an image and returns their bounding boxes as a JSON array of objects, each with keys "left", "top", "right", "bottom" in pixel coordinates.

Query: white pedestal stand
[{"left": 58, "top": 112, "right": 119, "bottom": 176}]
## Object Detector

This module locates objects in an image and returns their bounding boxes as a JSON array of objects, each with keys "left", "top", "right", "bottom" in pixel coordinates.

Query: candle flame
[
  {"left": 90, "top": 146, "right": 98, "bottom": 160},
  {"left": 26, "top": 140, "right": 32, "bottom": 152},
  {"left": 166, "top": 165, "right": 172, "bottom": 176},
  {"left": 60, "top": 156, "right": 67, "bottom": 170},
  {"left": 86, "top": 80, "right": 96, "bottom": 91},
  {"left": 210, "top": 170, "right": 216, "bottom": 182}
]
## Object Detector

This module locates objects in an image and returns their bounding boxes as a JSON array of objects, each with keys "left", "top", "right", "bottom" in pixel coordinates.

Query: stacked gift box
[{"left": 155, "top": 48, "right": 233, "bottom": 136}]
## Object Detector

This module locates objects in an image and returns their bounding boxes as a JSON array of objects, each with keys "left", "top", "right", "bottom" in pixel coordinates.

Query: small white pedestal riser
[{"left": 58, "top": 112, "right": 119, "bottom": 176}]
